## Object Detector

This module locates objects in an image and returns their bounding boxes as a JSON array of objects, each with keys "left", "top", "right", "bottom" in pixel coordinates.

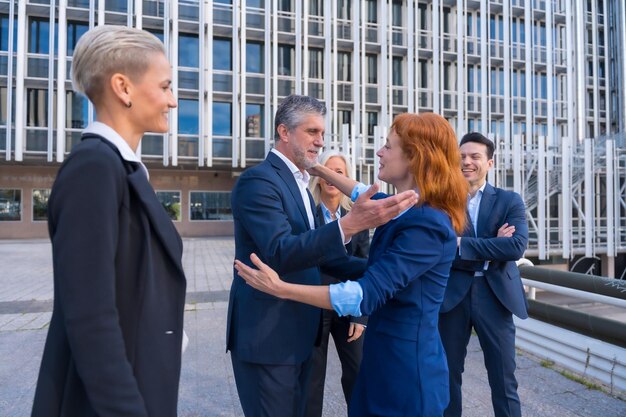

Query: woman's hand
[
  {"left": 347, "top": 322, "right": 365, "bottom": 342},
  {"left": 306, "top": 163, "right": 323, "bottom": 177},
  {"left": 234, "top": 253, "right": 285, "bottom": 298}
]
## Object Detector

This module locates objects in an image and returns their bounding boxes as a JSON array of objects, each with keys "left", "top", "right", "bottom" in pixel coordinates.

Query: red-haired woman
[{"left": 235, "top": 113, "right": 467, "bottom": 416}]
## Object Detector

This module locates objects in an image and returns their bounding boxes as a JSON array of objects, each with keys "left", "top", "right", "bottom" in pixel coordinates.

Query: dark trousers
[
  {"left": 305, "top": 309, "right": 363, "bottom": 417},
  {"left": 231, "top": 353, "right": 314, "bottom": 417},
  {"left": 439, "top": 276, "right": 522, "bottom": 417}
]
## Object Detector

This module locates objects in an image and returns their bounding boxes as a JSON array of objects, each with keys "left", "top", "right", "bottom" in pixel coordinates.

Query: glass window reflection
[
  {"left": 213, "top": 102, "right": 232, "bottom": 136},
  {"left": 214, "top": 38, "right": 232, "bottom": 70},
  {"left": 156, "top": 191, "right": 181, "bottom": 221},
  {"left": 67, "top": 21, "right": 88, "bottom": 55},
  {"left": 246, "top": 42, "right": 263, "bottom": 73},
  {"left": 32, "top": 189, "right": 50, "bottom": 221},
  {"left": 178, "top": 99, "right": 199, "bottom": 135},
  {"left": 245, "top": 104, "right": 263, "bottom": 137},
  {"left": 179, "top": 33, "right": 199, "bottom": 68},
  {"left": 0, "top": 189, "right": 21, "bottom": 221},
  {"left": 190, "top": 191, "right": 232, "bottom": 221}
]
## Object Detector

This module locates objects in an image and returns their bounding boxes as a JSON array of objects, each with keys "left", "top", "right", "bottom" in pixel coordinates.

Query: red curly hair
[{"left": 390, "top": 113, "right": 467, "bottom": 234}]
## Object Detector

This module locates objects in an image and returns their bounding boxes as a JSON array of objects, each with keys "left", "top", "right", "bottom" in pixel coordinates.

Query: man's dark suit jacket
[
  {"left": 316, "top": 205, "right": 369, "bottom": 327},
  {"left": 227, "top": 151, "right": 366, "bottom": 365},
  {"left": 31, "top": 135, "right": 187, "bottom": 417},
  {"left": 440, "top": 182, "right": 529, "bottom": 319}
]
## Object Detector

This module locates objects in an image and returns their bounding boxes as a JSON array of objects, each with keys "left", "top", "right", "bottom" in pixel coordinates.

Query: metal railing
[{"left": 515, "top": 260, "right": 626, "bottom": 393}]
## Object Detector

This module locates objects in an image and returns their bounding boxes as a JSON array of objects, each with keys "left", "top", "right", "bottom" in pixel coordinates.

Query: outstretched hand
[{"left": 234, "top": 254, "right": 284, "bottom": 298}]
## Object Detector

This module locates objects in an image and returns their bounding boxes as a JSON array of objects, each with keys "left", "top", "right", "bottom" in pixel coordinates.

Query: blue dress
[{"left": 349, "top": 199, "right": 457, "bottom": 416}]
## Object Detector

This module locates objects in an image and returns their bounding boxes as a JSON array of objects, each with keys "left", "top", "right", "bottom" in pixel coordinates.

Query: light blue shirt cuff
[
  {"left": 350, "top": 183, "right": 370, "bottom": 203},
  {"left": 329, "top": 281, "right": 363, "bottom": 317}
]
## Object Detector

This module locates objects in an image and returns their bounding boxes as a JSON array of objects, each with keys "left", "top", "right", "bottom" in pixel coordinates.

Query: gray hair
[
  {"left": 309, "top": 149, "right": 354, "bottom": 211},
  {"left": 71, "top": 25, "right": 166, "bottom": 104},
  {"left": 274, "top": 94, "right": 326, "bottom": 141}
]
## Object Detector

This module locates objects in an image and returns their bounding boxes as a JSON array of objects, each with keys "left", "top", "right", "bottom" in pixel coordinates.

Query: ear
[
  {"left": 110, "top": 73, "right": 133, "bottom": 107},
  {"left": 276, "top": 124, "right": 290, "bottom": 144}
]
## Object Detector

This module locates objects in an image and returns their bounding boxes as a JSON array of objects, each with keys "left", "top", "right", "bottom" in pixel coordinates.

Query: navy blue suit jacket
[
  {"left": 440, "top": 183, "right": 529, "bottom": 319},
  {"left": 227, "top": 152, "right": 366, "bottom": 365},
  {"left": 350, "top": 201, "right": 456, "bottom": 416},
  {"left": 32, "top": 135, "right": 186, "bottom": 417}
]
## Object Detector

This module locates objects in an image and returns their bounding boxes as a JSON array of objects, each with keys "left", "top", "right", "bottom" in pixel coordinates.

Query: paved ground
[{"left": 1, "top": 238, "right": 625, "bottom": 417}]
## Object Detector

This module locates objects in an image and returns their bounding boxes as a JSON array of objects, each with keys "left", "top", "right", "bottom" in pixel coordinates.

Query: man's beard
[{"left": 293, "top": 146, "right": 317, "bottom": 170}]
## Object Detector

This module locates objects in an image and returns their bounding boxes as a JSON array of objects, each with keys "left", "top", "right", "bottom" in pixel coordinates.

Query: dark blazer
[
  {"left": 316, "top": 205, "right": 369, "bottom": 326},
  {"left": 32, "top": 135, "right": 187, "bottom": 417},
  {"left": 440, "top": 183, "right": 529, "bottom": 319},
  {"left": 227, "top": 151, "right": 366, "bottom": 365},
  {"left": 349, "top": 200, "right": 456, "bottom": 417}
]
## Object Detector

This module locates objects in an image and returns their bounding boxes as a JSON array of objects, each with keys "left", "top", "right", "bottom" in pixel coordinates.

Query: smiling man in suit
[
  {"left": 226, "top": 94, "right": 417, "bottom": 417},
  {"left": 439, "top": 132, "right": 529, "bottom": 417}
]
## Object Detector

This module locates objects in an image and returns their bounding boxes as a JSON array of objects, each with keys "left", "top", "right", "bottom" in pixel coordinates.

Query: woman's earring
[{"left": 126, "top": 101, "right": 132, "bottom": 108}]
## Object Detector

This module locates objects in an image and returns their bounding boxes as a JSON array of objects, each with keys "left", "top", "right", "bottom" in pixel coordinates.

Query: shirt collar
[
  {"left": 271, "top": 148, "right": 310, "bottom": 184},
  {"left": 469, "top": 181, "right": 487, "bottom": 200},
  {"left": 320, "top": 202, "right": 341, "bottom": 223},
  {"left": 83, "top": 121, "right": 149, "bottom": 179}
]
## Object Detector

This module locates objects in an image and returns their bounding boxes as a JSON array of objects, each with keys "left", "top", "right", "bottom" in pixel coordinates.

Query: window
[
  {"left": 309, "top": 48, "right": 323, "bottom": 78},
  {"left": 309, "top": 0, "right": 323, "bottom": 16},
  {"left": 337, "top": 51, "right": 351, "bottom": 81},
  {"left": 0, "top": 189, "right": 21, "bottom": 221},
  {"left": 338, "top": 0, "right": 351, "bottom": 19},
  {"left": 190, "top": 191, "right": 232, "bottom": 221},
  {"left": 417, "top": 3, "right": 427, "bottom": 30},
  {"left": 278, "top": 0, "right": 292, "bottom": 12},
  {"left": 27, "top": 89, "right": 48, "bottom": 127},
  {"left": 1, "top": 14, "right": 17, "bottom": 52},
  {"left": 366, "top": 112, "right": 378, "bottom": 136},
  {"left": 392, "top": 0, "right": 402, "bottom": 26},
  {"left": 246, "top": 104, "right": 263, "bottom": 137},
  {"left": 213, "top": 102, "right": 232, "bottom": 136},
  {"left": 278, "top": 44, "right": 294, "bottom": 76},
  {"left": 156, "top": 191, "right": 181, "bottom": 221},
  {"left": 338, "top": 110, "right": 351, "bottom": 133},
  {"left": 392, "top": 56, "right": 403, "bottom": 86},
  {"left": 32, "top": 189, "right": 50, "bottom": 221},
  {"left": 29, "top": 18, "right": 53, "bottom": 54},
  {"left": 0, "top": 87, "right": 9, "bottom": 125},
  {"left": 213, "top": 38, "right": 232, "bottom": 70},
  {"left": 67, "top": 21, "right": 88, "bottom": 56},
  {"left": 366, "top": 0, "right": 377, "bottom": 23},
  {"left": 179, "top": 33, "right": 199, "bottom": 68},
  {"left": 66, "top": 91, "right": 88, "bottom": 129},
  {"left": 418, "top": 59, "right": 428, "bottom": 88},
  {"left": 178, "top": 99, "right": 199, "bottom": 135},
  {"left": 366, "top": 54, "right": 377, "bottom": 84},
  {"left": 246, "top": 42, "right": 263, "bottom": 73}
]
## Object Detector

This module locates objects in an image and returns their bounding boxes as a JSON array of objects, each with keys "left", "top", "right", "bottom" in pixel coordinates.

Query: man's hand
[
  {"left": 339, "top": 184, "right": 418, "bottom": 240},
  {"left": 497, "top": 223, "right": 515, "bottom": 238},
  {"left": 347, "top": 322, "right": 365, "bottom": 342}
]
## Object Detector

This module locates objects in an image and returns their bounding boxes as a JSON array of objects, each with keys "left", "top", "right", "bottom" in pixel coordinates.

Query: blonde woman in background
[{"left": 306, "top": 150, "right": 370, "bottom": 417}]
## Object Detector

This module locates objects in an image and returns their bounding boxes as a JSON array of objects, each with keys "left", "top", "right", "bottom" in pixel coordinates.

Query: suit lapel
[
  {"left": 268, "top": 152, "right": 312, "bottom": 230},
  {"left": 127, "top": 167, "right": 184, "bottom": 275},
  {"left": 476, "top": 183, "right": 496, "bottom": 237}
]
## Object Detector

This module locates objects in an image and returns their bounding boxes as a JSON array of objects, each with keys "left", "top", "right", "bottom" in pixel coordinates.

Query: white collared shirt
[
  {"left": 271, "top": 148, "right": 315, "bottom": 229},
  {"left": 83, "top": 121, "right": 150, "bottom": 179},
  {"left": 467, "top": 181, "right": 489, "bottom": 274}
]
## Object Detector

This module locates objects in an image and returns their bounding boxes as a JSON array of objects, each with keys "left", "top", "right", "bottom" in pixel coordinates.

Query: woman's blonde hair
[
  {"left": 309, "top": 150, "right": 354, "bottom": 211},
  {"left": 71, "top": 25, "right": 165, "bottom": 104}
]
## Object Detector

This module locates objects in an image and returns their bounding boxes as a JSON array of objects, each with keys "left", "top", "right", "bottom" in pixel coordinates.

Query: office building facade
[{"left": 1, "top": 0, "right": 625, "bottom": 275}]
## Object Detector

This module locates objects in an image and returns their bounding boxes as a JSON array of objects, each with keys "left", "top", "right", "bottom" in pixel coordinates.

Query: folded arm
[{"left": 459, "top": 193, "right": 528, "bottom": 262}]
